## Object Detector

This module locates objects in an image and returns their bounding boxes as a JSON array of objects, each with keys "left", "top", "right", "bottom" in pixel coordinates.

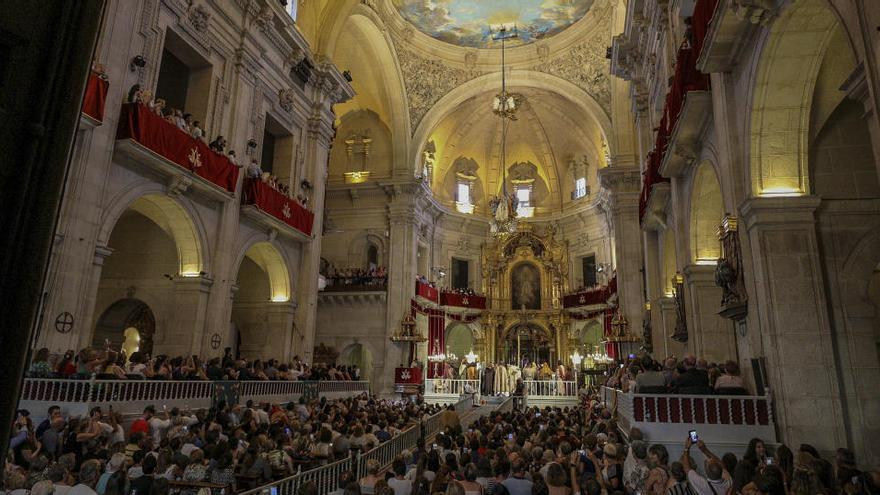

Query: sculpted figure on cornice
[{"left": 395, "top": 48, "right": 479, "bottom": 131}]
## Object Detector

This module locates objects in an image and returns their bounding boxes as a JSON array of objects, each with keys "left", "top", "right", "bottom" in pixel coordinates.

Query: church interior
[{"left": 2, "top": 0, "right": 880, "bottom": 490}]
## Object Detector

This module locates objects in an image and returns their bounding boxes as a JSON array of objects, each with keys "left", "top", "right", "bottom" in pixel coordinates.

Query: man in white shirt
[
  {"left": 681, "top": 438, "right": 731, "bottom": 495},
  {"left": 144, "top": 405, "right": 171, "bottom": 445}
]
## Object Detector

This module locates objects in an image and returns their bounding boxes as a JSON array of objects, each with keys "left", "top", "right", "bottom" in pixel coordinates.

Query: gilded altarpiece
[{"left": 480, "top": 226, "right": 572, "bottom": 364}]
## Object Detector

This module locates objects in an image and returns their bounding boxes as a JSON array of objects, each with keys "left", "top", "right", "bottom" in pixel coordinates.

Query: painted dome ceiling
[{"left": 391, "top": 0, "right": 596, "bottom": 48}]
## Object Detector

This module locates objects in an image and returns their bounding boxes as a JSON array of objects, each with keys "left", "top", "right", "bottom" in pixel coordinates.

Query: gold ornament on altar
[{"left": 390, "top": 314, "right": 425, "bottom": 342}]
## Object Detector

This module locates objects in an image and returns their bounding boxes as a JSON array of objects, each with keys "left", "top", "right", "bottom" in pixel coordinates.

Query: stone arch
[
  {"left": 346, "top": 232, "right": 386, "bottom": 268},
  {"left": 339, "top": 342, "right": 374, "bottom": 383},
  {"left": 748, "top": 0, "right": 843, "bottom": 197},
  {"left": 232, "top": 237, "right": 292, "bottom": 303},
  {"left": 412, "top": 70, "right": 613, "bottom": 175},
  {"left": 99, "top": 188, "right": 208, "bottom": 276},
  {"left": 328, "top": 8, "right": 410, "bottom": 170},
  {"left": 93, "top": 298, "right": 156, "bottom": 356},
  {"left": 689, "top": 161, "right": 723, "bottom": 263},
  {"left": 445, "top": 322, "right": 474, "bottom": 360}
]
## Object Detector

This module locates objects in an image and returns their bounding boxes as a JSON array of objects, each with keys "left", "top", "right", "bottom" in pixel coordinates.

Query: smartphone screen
[
  {"left": 688, "top": 430, "right": 699, "bottom": 442},
  {"left": 270, "top": 487, "right": 278, "bottom": 495},
  {"left": 766, "top": 457, "right": 774, "bottom": 465},
  {"left": 508, "top": 433, "right": 514, "bottom": 440}
]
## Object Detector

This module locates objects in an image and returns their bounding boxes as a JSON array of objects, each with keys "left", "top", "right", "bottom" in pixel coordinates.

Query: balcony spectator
[
  {"left": 632, "top": 357, "right": 665, "bottom": 393},
  {"left": 671, "top": 355, "right": 710, "bottom": 394},
  {"left": 28, "top": 348, "right": 53, "bottom": 378},
  {"left": 190, "top": 121, "right": 204, "bottom": 141},
  {"left": 209, "top": 135, "right": 227, "bottom": 153}
]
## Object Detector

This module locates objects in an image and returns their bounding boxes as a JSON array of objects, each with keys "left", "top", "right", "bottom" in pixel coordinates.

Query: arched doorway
[
  {"left": 502, "top": 323, "right": 552, "bottom": 367},
  {"left": 232, "top": 242, "right": 292, "bottom": 360},
  {"left": 95, "top": 194, "right": 201, "bottom": 357},
  {"left": 578, "top": 320, "right": 604, "bottom": 349},
  {"left": 339, "top": 343, "right": 373, "bottom": 382},
  {"left": 93, "top": 298, "right": 156, "bottom": 358},
  {"left": 445, "top": 323, "right": 474, "bottom": 361}
]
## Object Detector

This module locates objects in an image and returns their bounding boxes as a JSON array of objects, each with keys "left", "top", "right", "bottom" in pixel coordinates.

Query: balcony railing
[
  {"left": 563, "top": 276, "right": 617, "bottom": 308},
  {"left": 241, "top": 178, "right": 314, "bottom": 238},
  {"left": 439, "top": 292, "right": 487, "bottom": 310},
  {"left": 19, "top": 378, "right": 368, "bottom": 420},
  {"left": 115, "top": 103, "right": 239, "bottom": 198},
  {"left": 415, "top": 280, "right": 439, "bottom": 303},
  {"left": 602, "top": 386, "right": 777, "bottom": 458},
  {"left": 425, "top": 378, "right": 480, "bottom": 397}
]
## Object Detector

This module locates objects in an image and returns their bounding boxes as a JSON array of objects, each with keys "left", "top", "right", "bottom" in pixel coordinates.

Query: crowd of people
[
  {"left": 326, "top": 266, "right": 388, "bottom": 289},
  {"left": 26, "top": 347, "right": 360, "bottom": 382},
  {"left": 604, "top": 354, "right": 748, "bottom": 395},
  {"left": 319, "top": 397, "right": 879, "bottom": 495},
  {"left": 4, "top": 393, "right": 444, "bottom": 495},
  {"left": 127, "top": 84, "right": 310, "bottom": 209}
]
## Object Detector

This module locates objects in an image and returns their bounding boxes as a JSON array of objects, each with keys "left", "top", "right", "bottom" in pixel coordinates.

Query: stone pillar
[
  {"left": 382, "top": 201, "right": 419, "bottom": 393},
  {"left": 294, "top": 65, "right": 354, "bottom": 364},
  {"left": 266, "top": 301, "right": 297, "bottom": 362},
  {"left": 163, "top": 276, "right": 213, "bottom": 357},
  {"left": 599, "top": 167, "right": 645, "bottom": 332},
  {"left": 656, "top": 296, "right": 688, "bottom": 358},
  {"left": 294, "top": 114, "right": 332, "bottom": 364},
  {"left": 740, "top": 196, "right": 848, "bottom": 453},
  {"left": 682, "top": 264, "right": 736, "bottom": 363}
]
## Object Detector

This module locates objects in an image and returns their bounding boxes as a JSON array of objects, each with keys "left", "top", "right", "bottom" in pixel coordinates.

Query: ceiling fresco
[{"left": 392, "top": 0, "right": 595, "bottom": 48}]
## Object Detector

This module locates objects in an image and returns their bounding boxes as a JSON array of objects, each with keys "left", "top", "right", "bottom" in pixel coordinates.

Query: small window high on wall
[
  {"left": 284, "top": 0, "right": 298, "bottom": 20},
  {"left": 155, "top": 30, "right": 212, "bottom": 125},
  {"left": 582, "top": 255, "right": 597, "bottom": 287},
  {"left": 456, "top": 182, "right": 474, "bottom": 214},
  {"left": 574, "top": 177, "right": 588, "bottom": 199},
  {"left": 452, "top": 258, "right": 469, "bottom": 290}
]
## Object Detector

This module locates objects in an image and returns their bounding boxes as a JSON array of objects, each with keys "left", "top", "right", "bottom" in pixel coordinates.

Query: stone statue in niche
[{"left": 511, "top": 263, "right": 541, "bottom": 310}]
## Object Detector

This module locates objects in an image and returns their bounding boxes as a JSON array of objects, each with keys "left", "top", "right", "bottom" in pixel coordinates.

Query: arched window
[
  {"left": 574, "top": 177, "right": 587, "bottom": 199},
  {"left": 367, "top": 243, "right": 379, "bottom": 268}
]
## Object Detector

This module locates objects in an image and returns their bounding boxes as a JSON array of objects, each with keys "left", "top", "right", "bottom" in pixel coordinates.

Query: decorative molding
[
  {"left": 531, "top": 29, "right": 612, "bottom": 114},
  {"left": 394, "top": 47, "right": 479, "bottom": 131},
  {"left": 187, "top": 3, "right": 211, "bottom": 32}
]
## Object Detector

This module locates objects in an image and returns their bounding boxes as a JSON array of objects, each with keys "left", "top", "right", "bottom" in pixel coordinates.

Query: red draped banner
[
  {"left": 692, "top": 0, "right": 719, "bottom": 59},
  {"left": 395, "top": 367, "right": 422, "bottom": 384},
  {"left": 604, "top": 307, "right": 618, "bottom": 360},
  {"left": 117, "top": 103, "right": 239, "bottom": 192},
  {"left": 440, "top": 292, "right": 487, "bottom": 310},
  {"left": 82, "top": 72, "right": 108, "bottom": 122},
  {"left": 242, "top": 178, "right": 314, "bottom": 236},
  {"left": 416, "top": 280, "right": 439, "bottom": 303}
]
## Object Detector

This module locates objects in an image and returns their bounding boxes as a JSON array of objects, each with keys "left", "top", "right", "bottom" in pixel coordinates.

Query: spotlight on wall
[{"left": 130, "top": 55, "right": 147, "bottom": 72}]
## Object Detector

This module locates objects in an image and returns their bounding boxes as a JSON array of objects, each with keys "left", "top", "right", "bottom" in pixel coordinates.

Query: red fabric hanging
[
  {"left": 82, "top": 71, "right": 108, "bottom": 122},
  {"left": 117, "top": 103, "right": 239, "bottom": 192},
  {"left": 242, "top": 179, "right": 314, "bottom": 236},
  {"left": 604, "top": 307, "right": 618, "bottom": 360},
  {"left": 427, "top": 309, "right": 446, "bottom": 378}
]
